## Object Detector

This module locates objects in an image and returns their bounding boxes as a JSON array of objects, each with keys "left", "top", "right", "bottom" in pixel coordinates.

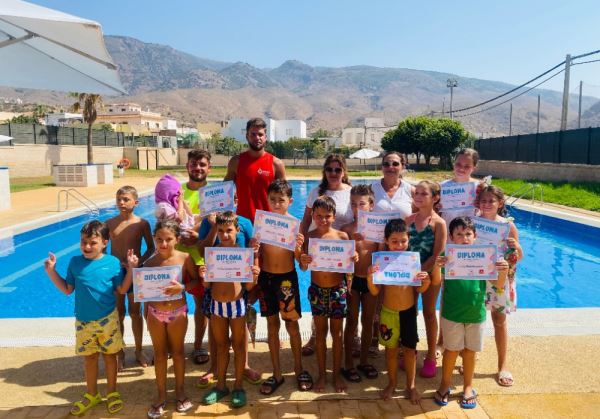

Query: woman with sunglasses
[
  {"left": 299, "top": 154, "right": 353, "bottom": 357},
  {"left": 371, "top": 151, "right": 415, "bottom": 218}
]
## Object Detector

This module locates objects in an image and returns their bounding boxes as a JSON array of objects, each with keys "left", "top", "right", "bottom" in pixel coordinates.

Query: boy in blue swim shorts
[{"left": 45, "top": 220, "right": 136, "bottom": 416}]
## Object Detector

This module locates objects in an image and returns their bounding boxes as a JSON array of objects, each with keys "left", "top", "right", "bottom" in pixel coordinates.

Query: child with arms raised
[
  {"left": 253, "top": 179, "right": 313, "bottom": 395},
  {"left": 404, "top": 181, "right": 447, "bottom": 378},
  {"left": 341, "top": 184, "right": 380, "bottom": 383},
  {"left": 433, "top": 216, "right": 508, "bottom": 409},
  {"left": 44, "top": 220, "right": 135, "bottom": 416},
  {"left": 202, "top": 211, "right": 260, "bottom": 408},
  {"left": 106, "top": 185, "right": 155, "bottom": 370},
  {"left": 299, "top": 196, "right": 359, "bottom": 393},
  {"left": 479, "top": 185, "right": 523, "bottom": 387},
  {"left": 366, "top": 219, "right": 432, "bottom": 403},
  {"left": 142, "top": 220, "right": 203, "bottom": 418}
]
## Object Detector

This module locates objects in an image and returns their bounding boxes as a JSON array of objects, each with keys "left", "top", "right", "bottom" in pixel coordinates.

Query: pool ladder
[
  {"left": 507, "top": 183, "right": 544, "bottom": 206},
  {"left": 57, "top": 189, "right": 100, "bottom": 216}
]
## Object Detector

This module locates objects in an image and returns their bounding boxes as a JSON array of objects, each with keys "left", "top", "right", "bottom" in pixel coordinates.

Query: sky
[{"left": 28, "top": 0, "right": 600, "bottom": 95}]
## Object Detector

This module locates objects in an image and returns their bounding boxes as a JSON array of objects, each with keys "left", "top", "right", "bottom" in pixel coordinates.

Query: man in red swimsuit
[{"left": 224, "top": 117, "right": 286, "bottom": 222}]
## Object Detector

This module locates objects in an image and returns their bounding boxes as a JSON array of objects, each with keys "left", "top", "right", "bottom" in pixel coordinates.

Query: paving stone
[
  {"left": 318, "top": 400, "right": 342, "bottom": 418},
  {"left": 462, "top": 405, "right": 490, "bottom": 419},
  {"left": 358, "top": 400, "right": 381, "bottom": 418},
  {"left": 397, "top": 398, "right": 424, "bottom": 416},
  {"left": 276, "top": 402, "right": 299, "bottom": 418},
  {"left": 377, "top": 399, "right": 402, "bottom": 413}
]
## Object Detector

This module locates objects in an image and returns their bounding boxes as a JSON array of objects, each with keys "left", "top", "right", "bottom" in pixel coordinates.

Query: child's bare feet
[
  {"left": 379, "top": 383, "right": 396, "bottom": 401},
  {"left": 405, "top": 387, "right": 420, "bottom": 405},
  {"left": 313, "top": 375, "right": 326, "bottom": 392},
  {"left": 117, "top": 349, "right": 125, "bottom": 372},
  {"left": 135, "top": 349, "right": 150, "bottom": 367},
  {"left": 333, "top": 373, "right": 347, "bottom": 393}
]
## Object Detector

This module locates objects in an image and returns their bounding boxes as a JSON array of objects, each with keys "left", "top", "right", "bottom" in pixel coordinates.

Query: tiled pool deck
[{"left": 1, "top": 175, "right": 599, "bottom": 418}]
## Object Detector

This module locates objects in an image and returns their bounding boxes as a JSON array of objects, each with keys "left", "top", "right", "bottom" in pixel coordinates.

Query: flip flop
[
  {"left": 231, "top": 388, "right": 247, "bottom": 409},
  {"left": 259, "top": 376, "right": 285, "bottom": 395},
  {"left": 70, "top": 392, "right": 102, "bottom": 416},
  {"left": 243, "top": 369, "right": 263, "bottom": 385},
  {"left": 460, "top": 389, "right": 478, "bottom": 409},
  {"left": 202, "top": 386, "right": 230, "bottom": 405},
  {"left": 196, "top": 372, "right": 216, "bottom": 389},
  {"left": 147, "top": 401, "right": 166, "bottom": 419},
  {"left": 176, "top": 397, "right": 193, "bottom": 413},
  {"left": 192, "top": 348, "right": 210, "bottom": 365},
  {"left": 356, "top": 363, "right": 378, "bottom": 379},
  {"left": 301, "top": 344, "right": 315, "bottom": 357},
  {"left": 497, "top": 370, "right": 514, "bottom": 387},
  {"left": 296, "top": 370, "right": 313, "bottom": 391},
  {"left": 434, "top": 389, "right": 451, "bottom": 407},
  {"left": 340, "top": 367, "right": 362, "bottom": 383},
  {"left": 105, "top": 391, "right": 124, "bottom": 414}
]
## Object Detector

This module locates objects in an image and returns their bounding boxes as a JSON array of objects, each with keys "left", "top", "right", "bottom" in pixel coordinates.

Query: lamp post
[{"left": 447, "top": 78, "right": 458, "bottom": 119}]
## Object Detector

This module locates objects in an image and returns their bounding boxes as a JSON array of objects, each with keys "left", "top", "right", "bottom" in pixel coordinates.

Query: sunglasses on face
[
  {"left": 325, "top": 167, "right": 343, "bottom": 174},
  {"left": 382, "top": 161, "right": 401, "bottom": 167}
]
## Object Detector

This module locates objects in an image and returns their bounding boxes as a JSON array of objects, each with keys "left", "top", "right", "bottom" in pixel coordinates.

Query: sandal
[
  {"left": 357, "top": 363, "right": 378, "bottom": 379},
  {"left": 434, "top": 389, "right": 450, "bottom": 407},
  {"left": 497, "top": 370, "right": 514, "bottom": 387},
  {"left": 147, "top": 401, "right": 166, "bottom": 419},
  {"left": 260, "top": 376, "right": 285, "bottom": 395},
  {"left": 296, "top": 370, "right": 313, "bottom": 391},
  {"left": 176, "top": 397, "right": 193, "bottom": 413},
  {"left": 419, "top": 358, "right": 437, "bottom": 378},
  {"left": 368, "top": 338, "right": 379, "bottom": 358},
  {"left": 203, "top": 386, "right": 230, "bottom": 405},
  {"left": 231, "top": 388, "right": 247, "bottom": 408},
  {"left": 196, "top": 372, "right": 215, "bottom": 389},
  {"left": 70, "top": 392, "right": 102, "bottom": 416},
  {"left": 460, "top": 390, "right": 478, "bottom": 409},
  {"left": 301, "top": 343, "right": 315, "bottom": 357},
  {"left": 106, "top": 391, "right": 124, "bottom": 414},
  {"left": 192, "top": 348, "right": 210, "bottom": 365},
  {"left": 340, "top": 367, "right": 362, "bottom": 383},
  {"left": 243, "top": 368, "right": 263, "bottom": 385}
]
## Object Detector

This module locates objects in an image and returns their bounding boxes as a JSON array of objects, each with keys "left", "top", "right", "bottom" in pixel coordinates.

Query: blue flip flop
[
  {"left": 460, "top": 389, "right": 478, "bottom": 409},
  {"left": 434, "top": 389, "right": 450, "bottom": 406}
]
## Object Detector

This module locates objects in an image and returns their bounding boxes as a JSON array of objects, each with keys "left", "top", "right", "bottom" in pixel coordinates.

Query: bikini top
[{"left": 408, "top": 220, "right": 435, "bottom": 264}]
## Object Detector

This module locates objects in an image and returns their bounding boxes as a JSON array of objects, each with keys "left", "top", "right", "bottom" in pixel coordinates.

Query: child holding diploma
[
  {"left": 202, "top": 211, "right": 260, "bottom": 408},
  {"left": 479, "top": 185, "right": 523, "bottom": 387},
  {"left": 404, "top": 180, "right": 446, "bottom": 378},
  {"left": 253, "top": 179, "right": 313, "bottom": 394},
  {"left": 341, "top": 184, "right": 380, "bottom": 383},
  {"left": 44, "top": 220, "right": 135, "bottom": 416},
  {"left": 433, "top": 216, "right": 508, "bottom": 409},
  {"left": 299, "top": 196, "right": 359, "bottom": 393},
  {"left": 366, "top": 219, "right": 432, "bottom": 403},
  {"left": 141, "top": 220, "right": 203, "bottom": 418}
]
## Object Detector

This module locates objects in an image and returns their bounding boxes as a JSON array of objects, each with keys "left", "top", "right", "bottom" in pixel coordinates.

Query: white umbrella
[
  {"left": 0, "top": 135, "right": 13, "bottom": 143},
  {"left": 349, "top": 148, "right": 380, "bottom": 160},
  {"left": 0, "top": 0, "right": 126, "bottom": 95}
]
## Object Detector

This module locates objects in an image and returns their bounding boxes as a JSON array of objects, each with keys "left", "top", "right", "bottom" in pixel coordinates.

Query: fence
[
  {"left": 0, "top": 123, "right": 159, "bottom": 148},
  {"left": 475, "top": 127, "right": 600, "bottom": 165}
]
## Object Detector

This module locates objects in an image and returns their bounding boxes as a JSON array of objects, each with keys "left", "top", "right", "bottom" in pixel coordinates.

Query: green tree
[
  {"left": 9, "top": 114, "right": 38, "bottom": 124},
  {"left": 70, "top": 93, "right": 102, "bottom": 164},
  {"left": 32, "top": 104, "right": 50, "bottom": 120},
  {"left": 311, "top": 128, "right": 330, "bottom": 139}
]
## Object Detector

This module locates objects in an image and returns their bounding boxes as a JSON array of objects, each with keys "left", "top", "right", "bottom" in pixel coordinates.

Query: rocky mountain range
[{"left": 1, "top": 35, "right": 599, "bottom": 137}]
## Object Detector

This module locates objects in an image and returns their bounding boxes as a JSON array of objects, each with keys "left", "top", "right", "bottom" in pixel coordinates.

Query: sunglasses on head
[
  {"left": 382, "top": 161, "right": 401, "bottom": 167},
  {"left": 325, "top": 167, "right": 343, "bottom": 174}
]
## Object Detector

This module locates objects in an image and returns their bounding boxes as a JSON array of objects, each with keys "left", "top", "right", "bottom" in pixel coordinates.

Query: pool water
[{"left": 0, "top": 180, "right": 599, "bottom": 318}]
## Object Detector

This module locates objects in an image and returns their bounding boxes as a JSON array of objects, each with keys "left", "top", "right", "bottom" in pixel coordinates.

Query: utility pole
[
  {"left": 447, "top": 79, "right": 458, "bottom": 119},
  {"left": 442, "top": 98, "right": 445, "bottom": 116},
  {"left": 578, "top": 80, "right": 583, "bottom": 129},
  {"left": 560, "top": 54, "right": 571, "bottom": 131},
  {"left": 537, "top": 94, "right": 541, "bottom": 134},
  {"left": 509, "top": 103, "right": 513, "bottom": 136}
]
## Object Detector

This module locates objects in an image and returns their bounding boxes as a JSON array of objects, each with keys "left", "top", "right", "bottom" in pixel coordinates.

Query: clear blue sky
[{"left": 30, "top": 0, "right": 600, "bottom": 94}]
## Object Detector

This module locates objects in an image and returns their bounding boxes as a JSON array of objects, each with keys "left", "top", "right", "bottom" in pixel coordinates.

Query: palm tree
[{"left": 71, "top": 93, "right": 102, "bottom": 164}]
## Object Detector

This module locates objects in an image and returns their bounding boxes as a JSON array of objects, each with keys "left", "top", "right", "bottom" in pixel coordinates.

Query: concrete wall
[
  {"left": 124, "top": 147, "right": 179, "bottom": 170},
  {"left": 0, "top": 144, "right": 124, "bottom": 177},
  {"left": 475, "top": 160, "right": 600, "bottom": 182}
]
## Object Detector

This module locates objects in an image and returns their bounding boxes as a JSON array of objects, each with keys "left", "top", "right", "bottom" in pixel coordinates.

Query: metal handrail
[
  {"left": 507, "top": 183, "right": 544, "bottom": 206},
  {"left": 57, "top": 189, "right": 99, "bottom": 215}
]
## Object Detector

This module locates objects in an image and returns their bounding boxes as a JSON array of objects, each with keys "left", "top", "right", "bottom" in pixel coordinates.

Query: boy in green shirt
[{"left": 432, "top": 216, "right": 508, "bottom": 409}]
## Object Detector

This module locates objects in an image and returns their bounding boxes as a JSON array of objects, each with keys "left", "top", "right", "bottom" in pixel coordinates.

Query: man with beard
[
  {"left": 179, "top": 149, "right": 212, "bottom": 365},
  {"left": 224, "top": 117, "right": 286, "bottom": 222}
]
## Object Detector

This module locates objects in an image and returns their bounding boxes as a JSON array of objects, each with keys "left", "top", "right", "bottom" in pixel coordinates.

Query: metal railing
[
  {"left": 57, "top": 189, "right": 99, "bottom": 216},
  {"left": 507, "top": 183, "right": 544, "bottom": 206}
]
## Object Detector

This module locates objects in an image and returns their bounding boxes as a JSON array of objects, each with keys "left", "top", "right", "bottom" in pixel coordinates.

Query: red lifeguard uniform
[{"left": 235, "top": 151, "right": 275, "bottom": 222}]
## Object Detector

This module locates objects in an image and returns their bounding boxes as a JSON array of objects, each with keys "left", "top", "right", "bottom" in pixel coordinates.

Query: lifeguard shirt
[
  {"left": 235, "top": 151, "right": 275, "bottom": 222},
  {"left": 182, "top": 182, "right": 200, "bottom": 215},
  {"left": 65, "top": 254, "right": 123, "bottom": 322}
]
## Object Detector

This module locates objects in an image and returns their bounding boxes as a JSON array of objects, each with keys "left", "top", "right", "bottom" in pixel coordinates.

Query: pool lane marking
[{"left": 0, "top": 242, "right": 80, "bottom": 293}]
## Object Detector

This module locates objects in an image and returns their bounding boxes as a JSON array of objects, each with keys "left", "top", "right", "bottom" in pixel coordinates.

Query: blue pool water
[{"left": 0, "top": 180, "right": 599, "bottom": 318}]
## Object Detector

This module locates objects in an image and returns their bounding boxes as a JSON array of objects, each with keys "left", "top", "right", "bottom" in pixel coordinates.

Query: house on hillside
[
  {"left": 45, "top": 112, "right": 83, "bottom": 126},
  {"left": 221, "top": 118, "right": 307, "bottom": 142},
  {"left": 96, "top": 103, "right": 164, "bottom": 135},
  {"left": 341, "top": 117, "right": 393, "bottom": 150}
]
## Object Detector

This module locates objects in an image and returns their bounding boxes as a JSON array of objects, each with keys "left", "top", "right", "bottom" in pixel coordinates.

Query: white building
[
  {"left": 221, "top": 118, "right": 307, "bottom": 142},
  {"left": 45, "top": 112, "right": 83, "bottom": 126},
  {"left": 341, "top": 117, "right": 394, "bottom": 150}
]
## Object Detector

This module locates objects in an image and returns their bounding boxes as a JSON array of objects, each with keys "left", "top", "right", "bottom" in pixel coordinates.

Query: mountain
[{"left": 1, "top": 35, "right": 598, "bottom": 136}]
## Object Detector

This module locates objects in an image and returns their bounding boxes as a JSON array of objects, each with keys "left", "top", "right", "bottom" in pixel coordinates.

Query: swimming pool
[{"left": 1, "top": 179, "right": 599, "bottom": 318}]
